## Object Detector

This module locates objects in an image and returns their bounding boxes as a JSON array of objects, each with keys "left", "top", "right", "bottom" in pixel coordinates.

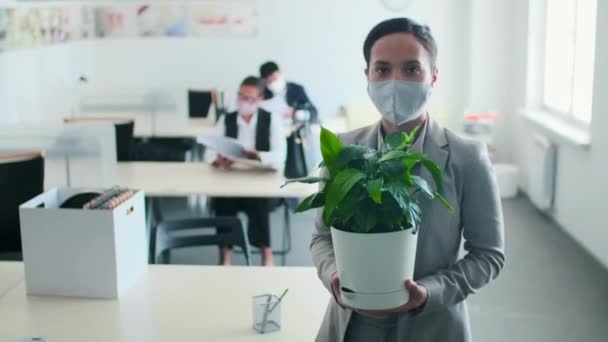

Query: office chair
[
  {"left": 188, "top": 89, "right": 214, "bottom": 118},
  {"left": 151, "top": 217, "right": 252, "bottom": 266},
  {"left": 114, "top": 120, "right": 135, "bottom": 161},
  {"left": 133, "top": 137, "right": 193, "bottom": 162},
  {"left": 207, "top": 198, "right": 293, "bottom": 266},
  {"left": 0, "top": 152, "right": 44, "bottom": 260},
  {"left": 64, "top": 117, "right": 135, "bottom": 161}
]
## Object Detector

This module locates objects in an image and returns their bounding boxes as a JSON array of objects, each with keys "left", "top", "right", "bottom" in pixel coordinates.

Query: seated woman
[{"left": 205, "top": 76, "right": 286, "bottom": 267}]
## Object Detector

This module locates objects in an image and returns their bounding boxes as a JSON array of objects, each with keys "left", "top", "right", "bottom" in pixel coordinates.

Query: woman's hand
[
  {"left": 213, "top": 155, "right": 234, "bottom": 168},
  {"left": 243, "top": 150, "right": 261, "bottom": 161},
  {"left": 330, "top": 273, "right": 428, "bottom": 318}
]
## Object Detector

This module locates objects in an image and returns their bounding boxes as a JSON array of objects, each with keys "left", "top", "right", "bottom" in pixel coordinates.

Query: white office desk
[
  {"left": 0, "top": 262, "right": 23, "bottom": 299},
  {"left": 114, "top": 162, "right": 317, "bottom": 198},
  {"left": 0, "top": 263, "right": 330, "bottom": 342}
]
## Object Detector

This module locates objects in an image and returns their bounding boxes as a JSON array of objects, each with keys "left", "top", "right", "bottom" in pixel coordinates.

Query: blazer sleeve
[
  {"left": 310, "top": 168, "right": 337, "bottom": 293},
  {"left": 289, "top": 83, "right": 319, "bottom": 123},
  {"left": 417, "top": 142, "right": 506, "bottom": 313}
]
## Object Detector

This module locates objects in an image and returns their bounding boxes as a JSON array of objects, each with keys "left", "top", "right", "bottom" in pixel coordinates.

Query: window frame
[{"left": 539, "top": 0, "right": 597, "bottom": 129}]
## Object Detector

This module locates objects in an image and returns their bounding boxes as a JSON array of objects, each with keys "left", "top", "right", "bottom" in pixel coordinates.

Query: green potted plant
[{"left": 283, "top": 127, "right": 454, "bottom": 310}]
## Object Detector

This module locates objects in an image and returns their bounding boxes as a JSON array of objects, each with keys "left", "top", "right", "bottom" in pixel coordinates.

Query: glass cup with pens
[{"left": 252, "top": 289, "right": 288, "bottom": 334}]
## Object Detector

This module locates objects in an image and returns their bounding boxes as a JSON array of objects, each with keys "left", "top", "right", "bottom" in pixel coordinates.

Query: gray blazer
[{"left": 311, "top": 119, "right": 505, "bottom": 341}]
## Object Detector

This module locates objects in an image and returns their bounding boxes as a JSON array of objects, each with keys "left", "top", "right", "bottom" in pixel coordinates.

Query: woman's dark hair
[
  {"left": 363, "top": 18, "right": 437, "bottom": 68},
  {"left": 240, "top": 76, "right": 265, "bottom": 96},
  {"left": 259, "top": 61, "right": 280, "bottom": 79}
]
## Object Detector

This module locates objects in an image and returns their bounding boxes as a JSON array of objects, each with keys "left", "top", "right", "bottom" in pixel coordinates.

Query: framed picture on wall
[
  {"left": 94, "top": 5, "right": 133, "bottom": 38},
  {"left": 0, "top": 8, "right": 6, "bottom": 52},
  {"left": 136, "top": 3, "right": 188, "bottom": 37},
  {"left": 188, "top": 0, "right": 258, "bottom": 38},
  {"left": 80, "top": 6, "right": 95, "bottom": 39}
]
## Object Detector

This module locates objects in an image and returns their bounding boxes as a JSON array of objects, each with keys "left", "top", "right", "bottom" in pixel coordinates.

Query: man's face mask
[
  {"left": 367, "top": 80, "right": 432, "bottom": 126},
  {"left": 237, "top": 96, "right": 259, "bottom": 115},
  {"left": 268, "top": 76, "right": 287, "bottom": 94}
]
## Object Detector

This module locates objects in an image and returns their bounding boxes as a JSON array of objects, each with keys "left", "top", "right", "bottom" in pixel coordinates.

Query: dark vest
[{"left": 224, "top": 109, "right": 272, "bottom": 152}]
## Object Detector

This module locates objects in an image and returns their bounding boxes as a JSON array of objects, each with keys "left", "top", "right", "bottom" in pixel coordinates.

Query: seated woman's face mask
[{"left": 367, "top": 80, "right": 432, "bottom": 126}]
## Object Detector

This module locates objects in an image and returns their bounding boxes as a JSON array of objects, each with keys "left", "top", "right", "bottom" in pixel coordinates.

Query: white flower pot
[{"left": 331, "top": 227, "right": 418, "bottom": 310}]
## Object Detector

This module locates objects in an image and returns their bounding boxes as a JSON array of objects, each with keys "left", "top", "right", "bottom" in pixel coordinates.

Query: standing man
[
  {"left": 206, "top": 76, "right": 286, "bottom": 267},
  {"left": 260, "top": 61, "right": 319, "bottom": 123}
]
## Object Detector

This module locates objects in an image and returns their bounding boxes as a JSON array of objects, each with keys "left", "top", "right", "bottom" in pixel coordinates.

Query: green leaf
[
  {"left": 322, "top": 206, "right": 332, "bottom": 227},
  {"left": 295, "top": 192, "right": 326, "bottom": 213},
  {"left": 401, "top": 153, "right": 426, "bottom": 169},
  {"left": 334, "top": 186, "right": 367, "bottom": 224},
  {"left": 281, "top": 176, "right": 328, "bottom": 188},
  {"left": 386, "top": 182, "right": 421, "bottom": 232},
  {"left": 324, "top": 168, "right": 366, "bottom": 225},
  {"left": 407, "top": 202, "right": 422, "bottom": 233},
  {"left": 380, "top": 160, "right": 406, "bottom": 179},
  {"left": 420, "top": 158, "right": 444, "bottom": 193},
  {"left": 320, "top": 127, "right": 344, "bottom": 174},
  {"left": 402, "top": 169, "right": 413, "bottom": 187},
  {"left": 354, "top": 211, "right": 378, "bottom": 233},
  {"left": 366, "top": 178, "right": 383, "bottom": 204},
  {"left": 337, "top": 145, "right": 371, "bottom": 168},
  {"left": 405, "top": 125, "right": 421, "bottom": 145},
  {"left": 377, "top": 193, "right": 405, "bottom": 228},
  {"left": 385, "top": 181, "right": 409, "bottom": 212},
  {"left": 363, "top": 151, "right": 381, "bottom": 175},
  {"left": 434, "top": 192, "right": 455, "bottom": 213},
  {"left": 378, "top": 150, "right": 409, "bottom": 163},
  {"left": 401, "top": 153, "right": 445, "bottom": 193},
  {"left": 333, "top": 186, "right": 367, "bottom": 226},
  {"left": 411, "top": 175, "right": 434, "bottom": 200},
  {"left": 384, "top": 132, "right": 407, "bottom": 150}
]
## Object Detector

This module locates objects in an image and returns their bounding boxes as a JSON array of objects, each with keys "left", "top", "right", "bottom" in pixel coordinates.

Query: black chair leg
[
  {"left": 147, "top": 197, "right": 163, "bottom": 264},
  {"left": 281, "top": 202, "right": 292, "bottom": 266}
]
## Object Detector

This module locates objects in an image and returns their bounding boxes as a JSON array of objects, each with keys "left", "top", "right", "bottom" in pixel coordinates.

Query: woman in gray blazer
[{"left": 311, "top": 18, "right": 505, "bottom": 341}]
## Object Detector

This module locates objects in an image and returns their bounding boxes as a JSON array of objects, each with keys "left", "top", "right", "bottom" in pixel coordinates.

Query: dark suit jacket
[{"left": 263, "top": 81, "right": 318, "bottom": 122}]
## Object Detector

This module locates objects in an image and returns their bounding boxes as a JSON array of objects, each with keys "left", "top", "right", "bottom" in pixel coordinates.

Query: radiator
[{"left": 528, "top": 134, "right": 557, "bottom": 210}]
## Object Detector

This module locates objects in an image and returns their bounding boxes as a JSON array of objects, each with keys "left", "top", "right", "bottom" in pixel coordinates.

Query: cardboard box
[{"left": 19, "top": 188, "right": 147, "bottom": 299}]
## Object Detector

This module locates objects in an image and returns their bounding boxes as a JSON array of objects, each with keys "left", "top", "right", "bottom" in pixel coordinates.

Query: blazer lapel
[
  {"left": 422, "top": 118, "right": 449, "bottom": 181},
  {"left": 417, "top": 118, "right": 450, "bottom": 243},
  {"left": 355, "top": 119, "right": 448, "bottom": 174},
  {"left": 355, "top": 120, "right": 382, "bottom": 149}
]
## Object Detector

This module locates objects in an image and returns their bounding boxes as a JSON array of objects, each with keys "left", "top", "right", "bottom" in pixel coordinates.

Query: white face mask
[
  {"left": 367, "top": 80, "right": 432, "bottom": 126},
  {"left": 268, "top": 76, "right": 287, "bottom": 94}
]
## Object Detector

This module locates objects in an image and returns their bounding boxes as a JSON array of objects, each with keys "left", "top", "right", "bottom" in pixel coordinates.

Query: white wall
[
  {"left": 0, "top": 44, "right": 73, "bottom": 125},
  {"left": 1, "top": 0, "right": 472, "bottom": 130},
  {"left": 511, "top": 0, "right": 608, "bottom": 269},
  {"left": 0, "top": 0, "right": 75, "bottom": 125},
  {"left": 466, "top": 0, "right": 529, "bottom": 162}
]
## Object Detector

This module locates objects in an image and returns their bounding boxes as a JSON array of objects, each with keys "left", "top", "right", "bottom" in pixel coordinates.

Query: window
[{"left": 542, "top": 0, "right": 597, "bottom": 125}]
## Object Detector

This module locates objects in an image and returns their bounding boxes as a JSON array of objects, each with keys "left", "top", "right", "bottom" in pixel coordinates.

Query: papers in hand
[{"left": 196, "top": 134, "right": 276, "bottom": 170}]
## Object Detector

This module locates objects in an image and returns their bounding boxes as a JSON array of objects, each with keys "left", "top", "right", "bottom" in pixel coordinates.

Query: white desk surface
[
  {"left": 115, "top": 162, "right": 317, "bottom": 198},
  {"left": 0, "top": 262, "right": 23, "bottom": 299},
  {"left": 0, "top": 263, "right": 330, "bottom": 342}
]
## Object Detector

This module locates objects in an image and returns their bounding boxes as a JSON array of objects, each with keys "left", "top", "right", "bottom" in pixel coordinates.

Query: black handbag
[{"left": 284, "top": 123, "right": 309, "bottom": 179}]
